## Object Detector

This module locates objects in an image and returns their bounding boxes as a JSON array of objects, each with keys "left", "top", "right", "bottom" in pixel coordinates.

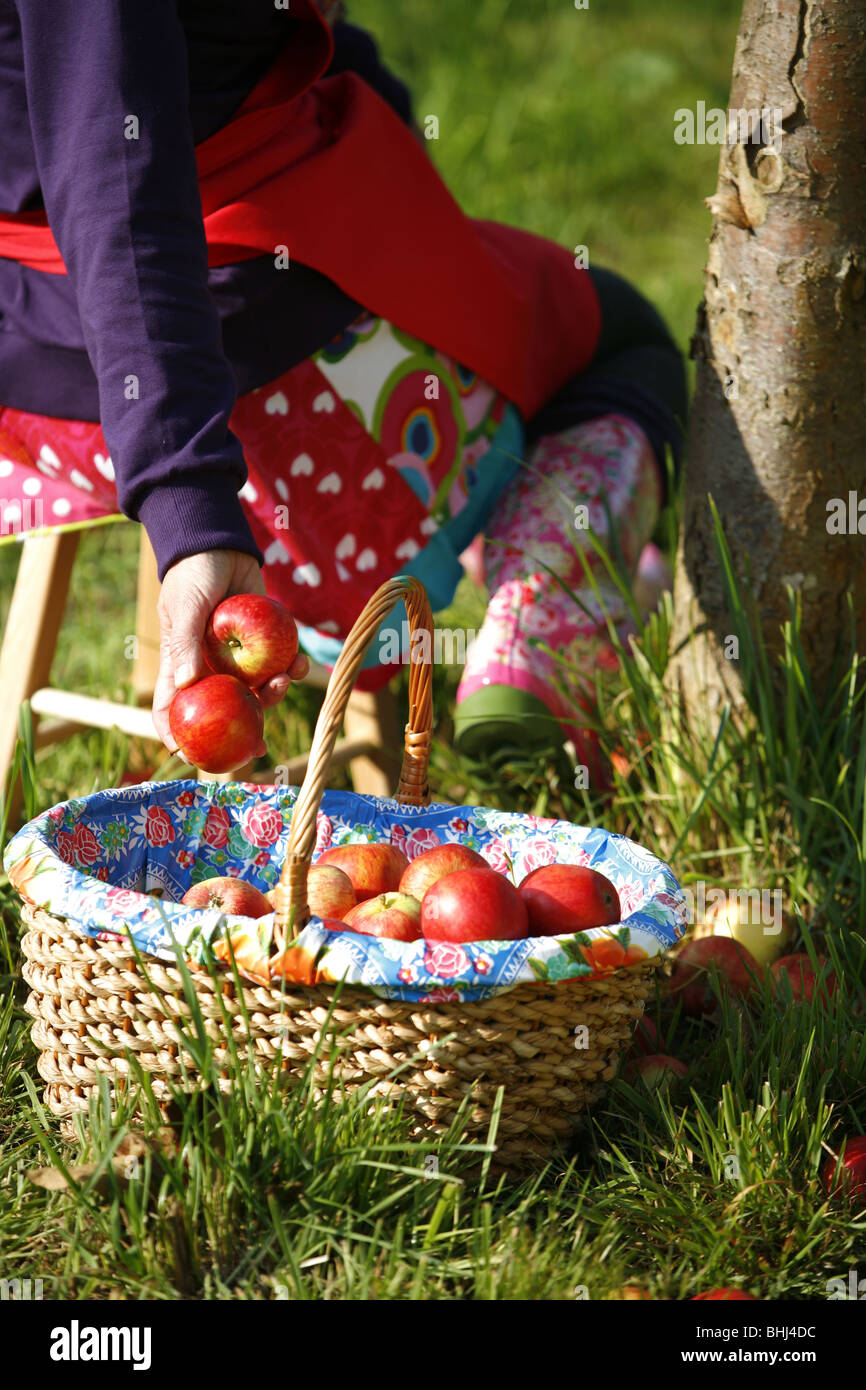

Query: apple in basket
[
  {"left": 342, "top": 892, "right": 422, "bottom": 942},
  {"left": 181, "top": 875, "right": 272, "bottom": 917},
  {"left": 169, "top": 674, "right": 264, "bottom": 773},
  {"left": 399, "top": 843, "right": 491, "bottom": 900},
  {"left": 317, "top": 843, "right": 409, "bottom": 902},
  {"left": 668, "top": 935, "right": 759, "bottom": 1016},
  {"left": 518, "top": 864, "right": 621, "bottom": 935},
  {"left": 203, "top": 593, "right": 299, "bottom": 687},
  {"left": 265, "top": 864, "right": 357, "bottom": 921},
  {"left": 421, "top": 868, "right": 528, "bottom": 943}
]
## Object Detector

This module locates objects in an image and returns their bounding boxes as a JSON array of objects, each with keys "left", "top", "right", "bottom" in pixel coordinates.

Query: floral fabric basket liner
[{"left": 4, "top": 780, "right": 687, "bottom": 1003}]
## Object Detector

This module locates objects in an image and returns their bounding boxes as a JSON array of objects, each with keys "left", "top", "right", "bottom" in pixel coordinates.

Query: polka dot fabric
[{"left": 0, "top": 316, "right": 510, "bottom": 652}]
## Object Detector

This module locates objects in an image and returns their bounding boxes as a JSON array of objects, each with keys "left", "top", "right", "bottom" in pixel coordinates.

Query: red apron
[{"left": 0, "top": 0, "right": 599, "bottom": 421}]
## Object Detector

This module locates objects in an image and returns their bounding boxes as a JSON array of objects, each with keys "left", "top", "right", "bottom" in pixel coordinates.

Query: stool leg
[
  {"left": 0, "top": 531, "right": 81, "bottom": 823},
  {"left": 342, "top": 685, "right": 401, "bottom": 797},
  {"left": 131, "top": 530, "right": 162, "bottom": 702}
]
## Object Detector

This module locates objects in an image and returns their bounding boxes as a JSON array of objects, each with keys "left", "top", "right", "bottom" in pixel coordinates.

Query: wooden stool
[{"left": 0, "top": 528, "right": 401, "bottom": 826}]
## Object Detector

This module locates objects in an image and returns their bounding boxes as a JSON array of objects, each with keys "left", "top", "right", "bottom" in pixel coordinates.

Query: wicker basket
[{"left": 18, "top": 576, "right": 657, "bottom": 1165}]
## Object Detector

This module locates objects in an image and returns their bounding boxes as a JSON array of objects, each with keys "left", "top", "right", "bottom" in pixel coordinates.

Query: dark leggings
[{"left": 526, "top": 266, "right": 688, "bottom": 494}]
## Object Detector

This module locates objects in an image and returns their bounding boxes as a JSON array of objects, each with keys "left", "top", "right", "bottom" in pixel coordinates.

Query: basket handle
[{"left": 272, "top": 575, "right": 434, "bottom": 946}]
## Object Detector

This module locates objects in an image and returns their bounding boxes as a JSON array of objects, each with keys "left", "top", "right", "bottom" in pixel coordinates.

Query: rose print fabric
[{"left": 4, "top": 781, "right": 685, "bottom": 1003}]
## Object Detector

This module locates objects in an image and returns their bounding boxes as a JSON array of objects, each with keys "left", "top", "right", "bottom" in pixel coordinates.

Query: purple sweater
[{"left": 0, "top": 1, "right": 413, "bottom": 578}]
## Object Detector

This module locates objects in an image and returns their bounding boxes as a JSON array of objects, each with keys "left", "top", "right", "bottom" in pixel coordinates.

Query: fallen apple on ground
[
  {"left": 518, "top": 863, "right": 621, "bottom": 935},
  {"left": 691, "top": 1289, "right": 757, "bottom": 1301},
  {"left": 632, "top": 1015, "right": 664, "bottom": 1055},
  {"left": 627, "top": 1053, "right": 688, "bottom": 1088},
  {"left": 822, "top": 1135, "right": 866, "bottom": 1207},
  {"left": 317, "top": 843, "right": 409, "bottom": 901},
  {"left": 182, "top": 875, "right": 272, "bottom": 917},
  {"left": 421, "top": 867, "right": 528, "bottom": 943},
  {"left": 770, "top": 953, "right": 837, "bottom": 1004},
  {"left": 203, "top": 593, "right": 299, "bottom": 687},
  {"left": 169, "top": 673, "right": 264, "bottom": 773},
  {"left": 697, "top": 891, "right": 793, "bottom": 969},
  {"left": 399, "top": 843, "right": 491, "bottom": 900},
  {"left": 668, "top": 935, "right": 759, "bottom": 1016},
  {"left": 343, "top": 892, "right": 422, "bottom": 942}
]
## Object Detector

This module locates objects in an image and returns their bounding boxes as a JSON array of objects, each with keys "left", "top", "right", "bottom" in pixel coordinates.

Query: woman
[{"left": 0, "top": 0, "right": 685, "bottom": 775}]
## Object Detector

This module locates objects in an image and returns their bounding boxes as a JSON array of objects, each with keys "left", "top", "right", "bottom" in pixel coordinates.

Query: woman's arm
[
  {"left": 14, "top": 0, "right": 263, "bottom": 582},
  {"left": 13, "top": 0, "right": 313, "bottom": 753}
]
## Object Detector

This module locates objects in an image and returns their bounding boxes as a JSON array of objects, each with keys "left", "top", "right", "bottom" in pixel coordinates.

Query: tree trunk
[{"left": 669, "top": 0, "right": 866, "bottom": 722}]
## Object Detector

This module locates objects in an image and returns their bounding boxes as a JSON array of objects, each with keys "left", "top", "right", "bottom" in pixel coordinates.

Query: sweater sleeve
[{"left": 14, "top": 0, "right": 264, "bottom": 579}]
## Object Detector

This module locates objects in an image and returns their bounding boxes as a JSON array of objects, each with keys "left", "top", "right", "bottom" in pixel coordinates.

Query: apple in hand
[
  {"left": 770, "top": 953, "right": 837, "bottom": 1004},
  {"left": 668, "top": 935, "right": 759, "bottom": 1016},
  {"left": 343, "top": 892, "right": 422, "bottom": 942},
  {"left": 518, "top": 863, "right": 621, "bottom": 935},
  {"left": 399, "top": 843, "right": 491, "bottom": 900},
  {"left": 182, "top": 875, "right": 272, "bottom": 917},
  {"left": 421, "top": 867, "right": 528, "bottom": 943},
  {"left": 203, "top": 594, "right": 299, "bottom": 687},
  {"left": 169, "top": 674, "right": 264, "bottom": 773},
  {"left": 317, "top": 843, "right": 409, "bottom": 902},
  {"left": 822, "top": 1135, "right": 866, "bottom": 1207}
]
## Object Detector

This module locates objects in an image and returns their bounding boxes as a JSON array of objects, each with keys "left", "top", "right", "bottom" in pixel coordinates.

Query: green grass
[
  {"left": 2, "top": 0, "right": 864, "bottom": 1303},
  {"left": 2, "top": 514, "right": 864, "bottom": 1299}
]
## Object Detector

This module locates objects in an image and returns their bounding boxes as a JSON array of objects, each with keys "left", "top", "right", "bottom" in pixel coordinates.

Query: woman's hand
[{"left": 152, "top": 549, "right": 309, "bottom": 755}]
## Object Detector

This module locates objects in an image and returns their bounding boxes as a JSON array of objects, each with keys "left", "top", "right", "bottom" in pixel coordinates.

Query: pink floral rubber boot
[{"left": 454, "top": 415, "right": 664, "bottom": 783}]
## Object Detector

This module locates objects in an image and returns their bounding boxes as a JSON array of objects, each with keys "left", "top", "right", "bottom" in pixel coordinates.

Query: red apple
[
  {"left": 701, "top": 892, "right": 793, "bottom": 968},
  {"left": 169, "top": 674, "right": 264, "bottom": 773},
  {"left": 182, "top": 875, "right": 272, "bottom": 917},
  {"left": 518, "top": 863, "right": 621, "bottom": 935},
  {"left": 305, "top": 864, "right": 357, "bottom": 921},
  {"left": 265, "top": 864, "right": 356, "bottom": 921},
  {"left": 822, "top": 1135, "right": 866, "bottom": 1207},
  {"left": 691, "top": 1289, "right": 758, "bottom": 1301},
  {"left": 399, "top": 843, "right": 491, "bottom": 900},
  {"left": 770, "top": 953, "right": 837, "bottom": 1004},
  {"left": 203, "top": 593, "right": 299, "bottom": 688},
  {"left": 317, "top": 843, "right": 409, "bottom": 902},
  {"left": 343, "top": 892, "right": 422, "bottom": 942},
  {"left": 632, "top": 1015, "right": 664, "bottom": 1055},
  {"left": 627, "top": 1053, "right": 688, "bottom": 1087},
  {"left": 668, "top": 935, "right": 759, "bottom": 1016},
  {"left": 421, "top": 867, "right": 528, "bottom": 943}
]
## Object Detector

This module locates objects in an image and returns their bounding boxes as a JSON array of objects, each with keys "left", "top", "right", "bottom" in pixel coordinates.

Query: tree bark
[{"left": 669, "top": 0, "right": 866, "bottom": 721}]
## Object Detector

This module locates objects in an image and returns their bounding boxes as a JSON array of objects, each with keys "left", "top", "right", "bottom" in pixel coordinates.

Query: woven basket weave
[{"left": 19, "top": 575, "right": 655, "bottom": 1164}]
